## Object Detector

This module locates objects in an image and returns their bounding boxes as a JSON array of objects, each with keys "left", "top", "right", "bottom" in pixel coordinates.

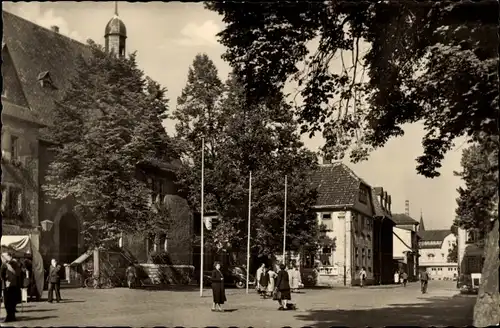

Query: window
[
  {"left": 322, "top": 213, "right": 331, "bottom": 220},
  {"left": 368, "top": 267, "right": 372, "bottom": 273},
  {"left": 7, "top": 186, "right": 22, "bottom": 218},
  {"left": 1, "top": 185, "right": 6, "bottom": 213},
  {"left": 441, "top": 253, "right": 445, "bottom": 258},
  {"left": 10, "top": 135, "right": 18, "bottom": 160},
  {"left": 358, "top": 188, "right": 368, "bottom": 204},
  {"left": 367, "top": 249, "right": 371, "bottom": 259},
  {"left": 320, "top": 247, "right": 332, "bottom": 266},
  {"left": 431, "top": 268, "right": 436, "bottom": 271},
  {"left": 322, "top": 213, "right": 333, "bottom": 231},
  {"left": 438, "top": 268, "right": 442, "bottom": 271}
]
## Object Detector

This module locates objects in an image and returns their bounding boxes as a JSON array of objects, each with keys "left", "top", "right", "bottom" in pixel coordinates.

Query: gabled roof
[
  {"left": 419, "top": 229, "right": 452, "bottom": 242},
  {"left": 2, "top": 10, "right": 93, "bottom": 125},
  {"left": 392, "top": 213, "right": 419, "bottom": 226},
  {"left": 311, "top": 162, "right": 371, "bottom": 207},
  {"left": 371, "top": 187, "right": 392, "bottom": 219}
]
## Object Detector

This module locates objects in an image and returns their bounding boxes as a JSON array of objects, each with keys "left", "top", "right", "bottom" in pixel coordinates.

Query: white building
[
  {"left": 392, "top": 214, "right": 420, "bottom": 280},
  {"left": 419, "top": 229, "right": 458, "bottom": 280}
]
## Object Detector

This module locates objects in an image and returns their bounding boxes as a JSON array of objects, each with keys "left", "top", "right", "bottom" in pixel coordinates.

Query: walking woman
[
  {"left": 211, "top": 261, "right": 226, "bottom": 312},
  {"left": 274, "top": 263, "right": 292, "bottom": 310},
  {"left": 267, "top": 265, "right": 278, "bottom": 297},
  {"left": 259, "top": 267, "right": 270, "bottom": 298}
]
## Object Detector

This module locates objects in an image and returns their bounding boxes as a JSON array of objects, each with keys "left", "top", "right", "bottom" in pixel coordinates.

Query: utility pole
[
  {"left": 200, "top": 136, "right": 205, "bottom": 297},
  {"left": 246, "top": 171, "right": 252, "bottom": 294},
  {"left": 283, "top": 175, "right": 288, "bottom": 265}
]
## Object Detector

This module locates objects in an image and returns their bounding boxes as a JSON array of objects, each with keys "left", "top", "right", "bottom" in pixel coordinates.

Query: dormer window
[{"left": 37, "top": 71, "right": 57, "bottom": 90}]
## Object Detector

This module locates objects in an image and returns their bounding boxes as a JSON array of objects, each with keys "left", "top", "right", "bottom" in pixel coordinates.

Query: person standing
[
  {"left": 289, "top": 264, "right": 302, "bottom": 293},
  {"left": 419, "top": 269, "right": 429, "bottom": 294},
  {"left": 401, "top": 271, "right": 408, "bottom": 287},
  {"left": 255, "top": 263, "right": 265, "bottom": 293},
  {"left": 47, "top": 259, "right": 62, "bottom": 303},
  {"left": 1, "top": 252, "right": 21, "bottom": 323},
  {"left": 359, "top": 267, "right": 367, "bottom": 287},
  {"left": 126, "top": 264, "right": 138, "bottom": 289},
  {"left": 275, "top": 264, "right": 292, "bottom": 310},
  {"left": 259, "top": 267, "right": 270, "bottom": 298},
  {"left": 267, "top": 265, "right": 278, "bottom": 297},
  {"left": 211, "top": 261, "right": 226, "bottom": 312},
  {"left": 394, "top": 270, "right": 400, "bottom": 284}
]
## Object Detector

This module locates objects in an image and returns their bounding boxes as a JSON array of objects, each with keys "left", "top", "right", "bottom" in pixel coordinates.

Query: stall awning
[{"left": 70, "top": 250, "right": 93, "bottom": 266}]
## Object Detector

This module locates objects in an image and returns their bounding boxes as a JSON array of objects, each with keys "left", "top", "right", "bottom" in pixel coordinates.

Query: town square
[{"left": 1, "top": 1, "right": 498, "bottom": 327}]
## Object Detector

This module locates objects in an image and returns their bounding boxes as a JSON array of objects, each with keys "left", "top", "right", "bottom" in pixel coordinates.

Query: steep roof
[
  {"left": 2, "top": 10, "right": 93, "bottom": 125},
  {"left": 392, "top": 213, "right": 419, "bottom": 226},
  {"left": 419, "top": 229, "right": 452, "bottom": 242},
  {"left": 371, "top": 187, "right": 393, "bottom": 221},
  {"left": 311, "top": 162, "right": 370, "bottom": 207}
]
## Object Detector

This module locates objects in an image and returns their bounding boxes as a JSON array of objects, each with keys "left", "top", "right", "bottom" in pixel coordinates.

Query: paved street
[{"left": 2, "top": 281, "right": 475, "bottom": 327}]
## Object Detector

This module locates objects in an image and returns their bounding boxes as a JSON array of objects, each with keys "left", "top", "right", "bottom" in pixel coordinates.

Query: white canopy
[{"left": 1, "top": 235, "right": 44, "bottom": 297}]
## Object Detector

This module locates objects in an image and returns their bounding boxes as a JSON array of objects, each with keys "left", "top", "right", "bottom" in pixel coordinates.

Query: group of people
[
  {"left": 1, "top": 252, "right": 63, "bottom": 323},
  {"left": 255, "top": 263, "right": 302, "bottom": 310},
  {"left": 394, "top": 270, "right": 409, "bottom": 287}
]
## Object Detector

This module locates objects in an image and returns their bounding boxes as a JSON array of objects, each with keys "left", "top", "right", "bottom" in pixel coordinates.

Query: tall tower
[
  {"left": 405, "top": 200, "right": 410, "bottom": 216},
  {"left": 104, "top": 1, "right": 127, "bottom": 57},
  {"left": 419, "top": 209, "right": 425, "bottom": 233}
]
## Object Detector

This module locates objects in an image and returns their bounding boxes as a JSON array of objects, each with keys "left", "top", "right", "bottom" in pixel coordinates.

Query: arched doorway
[{"left": 58, "top": 213, "right": 80, "bottom": 265}]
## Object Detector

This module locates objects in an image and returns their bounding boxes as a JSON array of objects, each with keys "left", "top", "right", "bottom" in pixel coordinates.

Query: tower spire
[
  {"left": 419, "top": 209, "right": 425, "bottom": 232},
  {"left": 115, "top": 1, "right": 118, "bottom": 16}
]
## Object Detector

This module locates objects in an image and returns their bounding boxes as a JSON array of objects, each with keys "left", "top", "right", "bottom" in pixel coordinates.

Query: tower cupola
[{"left": 104, "top": 1, "right": 127, "bottom": 57}]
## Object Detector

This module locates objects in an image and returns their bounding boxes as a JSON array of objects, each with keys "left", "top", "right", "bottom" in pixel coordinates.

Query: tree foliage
[
  {"left": 454, "top": 135, "right": 499, "bottom": 235},
  {"left": 206, "top": 1, "right": 498, "bottom": 177},
  {"left": 173, "top": 54, "right": 320, "bottom": 257},
  {"left": 447, "top": 241, "right": 458, "bottom": 264},
  {"left": 43, "top": 41, "right": 178, "bottom": 247}
]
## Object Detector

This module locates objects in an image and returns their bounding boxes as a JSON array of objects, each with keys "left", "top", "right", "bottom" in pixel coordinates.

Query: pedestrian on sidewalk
[
  {"left": 126, "top": 263, "right": 138, "bottom": 289},
  {"left": 47, "top": 259, "right": 62, "bottom": 303},
  {"left": 274, "top": 264, "right": 292, "bottom": 311},
  {"left": 401, "top": 271, "right": 408, "bottom": 287},
  {"left": 259, "top": 267, "right": 270, "bottom": 299},
  {"left": 210, "top": 261, "right": 226, "bottom": 312},
  {"left": 1, "top": 251, "right": 21, "bottom": 323},
  {"left": 359, "top": 267, "right": 367, "bottom": 287}
]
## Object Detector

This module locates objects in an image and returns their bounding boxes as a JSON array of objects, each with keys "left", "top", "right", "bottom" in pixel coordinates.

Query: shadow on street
[{"left": 294, "top": 294, "right": 476, "bottom": 327}]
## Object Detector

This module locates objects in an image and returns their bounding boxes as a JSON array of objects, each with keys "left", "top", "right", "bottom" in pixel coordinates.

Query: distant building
[
  {"left": 310, "top": 161, "right": 394, "bottom": 286},
  {"left": 392, "top": 213, "right": 420, "bottom": 280},
  {"left": 418, "top": 228, "right": 458, "bottom": 280},
  {"left": 457, "top": 227, "right": 485, "bottom": 276}
]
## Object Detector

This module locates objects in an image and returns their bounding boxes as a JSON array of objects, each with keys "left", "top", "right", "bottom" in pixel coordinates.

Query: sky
[{"left": 3, "top": 2, "right": 466, "bottom": 230}]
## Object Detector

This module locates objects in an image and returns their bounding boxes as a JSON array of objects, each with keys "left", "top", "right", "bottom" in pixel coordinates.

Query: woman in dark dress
[
  {"left": 259, "top": 267, "right": 269, "bottom": 299},
  {"left": 211, "top": 261, "right": 226, "bottom": 312},
  {"left": 275, "top": 263, "right": 291, "bottom": 310}
]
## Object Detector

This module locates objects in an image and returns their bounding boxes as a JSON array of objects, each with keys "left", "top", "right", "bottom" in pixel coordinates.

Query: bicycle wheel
[{"left": 84, "top": 277, "right": 94, "bottom": 288}]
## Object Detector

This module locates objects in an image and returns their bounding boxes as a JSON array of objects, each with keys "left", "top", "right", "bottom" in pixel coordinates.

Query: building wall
[
  {"left": 420, "top": 233, "right": 457, "bottom": 265},
  {"left": 351, "top": 211, "right": 374, "bottom": 285},
  {"left": 424, "top": 265, "right": 458, "bottom": 280}
]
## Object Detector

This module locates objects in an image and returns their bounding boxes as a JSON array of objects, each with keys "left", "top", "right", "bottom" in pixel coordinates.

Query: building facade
[
  {"left": 418, "top": 229, "right": 458, "bottom": 280},
  {"left": 457, "top": 227, "right": 485, "bottom": 276},
  {"left": 2, "top": 9, "right": 192, "bottom": 267},
  {"left": 310, "top": 162, "right": 390, "bottom": 287},
  {"left": 392, "top": 213, "right": 420, "bottom": 280}
]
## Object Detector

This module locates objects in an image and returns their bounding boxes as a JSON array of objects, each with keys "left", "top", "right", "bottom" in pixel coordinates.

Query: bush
[{"left": 148, "top": 251, "right": 172, "bottom": 265}]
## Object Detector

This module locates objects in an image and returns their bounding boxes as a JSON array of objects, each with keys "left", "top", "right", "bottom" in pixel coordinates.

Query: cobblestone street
[{"left": 2, "top": 281, "right": 475, "bottom": 327}]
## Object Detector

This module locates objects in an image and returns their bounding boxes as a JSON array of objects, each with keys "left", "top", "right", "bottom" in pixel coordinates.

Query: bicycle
[{"left": 84, "top": 274, "right": 115, "bottom": 289}]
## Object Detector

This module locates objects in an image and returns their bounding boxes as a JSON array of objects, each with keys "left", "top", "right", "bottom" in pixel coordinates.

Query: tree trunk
[{"left": 473, "top": 219, "right": 500, "bottom": 326}]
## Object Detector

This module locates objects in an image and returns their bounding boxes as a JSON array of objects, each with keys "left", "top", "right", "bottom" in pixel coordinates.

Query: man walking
[
  {"left": 255, "top": 263, "right": 265, "bottom": 293},
  {"left": 359, "top": 267, "right": 367, "bottom": 288},
  {"left": 1, "top": 252, "right": 21, "bottom": 323},
  {"left": 419, "top": 269, "right": 429, "bottom": 294},
  {"left": 401, "top": 271, "right": 408, "bottom": 287},
  {"left": 47, "top": 259, "right": 62, "bottom": 303}
]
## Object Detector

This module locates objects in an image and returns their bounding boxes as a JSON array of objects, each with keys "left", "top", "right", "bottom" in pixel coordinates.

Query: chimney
[
  {"left": 383, "top": 191, "right": 388, "bottom": 209},
  {"left": 405, "top": 200, "right": 410, "bottom": 216},
  {"left": 388, "top": 195, "right": 392, "bottom": 212},
  {"left": 51, "top": 26, "right": 59, "bottom": 33}
]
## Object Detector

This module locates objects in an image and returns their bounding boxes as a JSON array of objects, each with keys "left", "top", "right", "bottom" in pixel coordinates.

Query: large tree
[
  {"left": 173, "top": 54, "right": 320, "bottom": 257},
  {"left": 206, "top": 1, "right": 498, "bottom": 178},
  {"left": 454, "top": 135, "right": 499, "bottom": 236},
  {"left": 43, "top": 41, "right": 178, "bottom": 247}
]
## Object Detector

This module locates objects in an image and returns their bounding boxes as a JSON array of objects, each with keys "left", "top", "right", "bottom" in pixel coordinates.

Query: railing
[{"left": 317, "top": 266, "right": 339, "bottom": 275}]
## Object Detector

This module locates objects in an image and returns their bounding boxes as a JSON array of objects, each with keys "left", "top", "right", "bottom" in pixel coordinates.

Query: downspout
[
  {"left": 379, "top": 216, "right": 383, "bottom": 284},
  {"left": 343, "top": 206, "right": 347, "bottom": 286}
]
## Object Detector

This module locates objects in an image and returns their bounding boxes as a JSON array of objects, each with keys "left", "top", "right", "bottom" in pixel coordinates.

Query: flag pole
[
  {"left": 246, "top": 171, "right": 252, "bottom": 294},
  {"left": 283, "top": 175, "right": 287, "bottom": 265},
  {"left": 200, "top": 136, "right": 205, "bottom": 297}
]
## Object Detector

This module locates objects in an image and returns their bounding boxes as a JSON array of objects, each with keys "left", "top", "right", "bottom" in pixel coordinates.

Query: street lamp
[{"left": 40, "top": 219, "right": 54, "bottom": 232}]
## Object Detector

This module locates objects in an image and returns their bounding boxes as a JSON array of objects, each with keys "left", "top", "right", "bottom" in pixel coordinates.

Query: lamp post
[
  {"left": 200, "top": 136, "right": 205, "bottom": 297},
  {"left": 246, "top": 171, "right": 252, "bottom": 294},
  {"left": 40, "top": 219, "right": 54, "bottom": 232},
  {"left": 283, "top": 175, "right": 287, "bottom": 265}
]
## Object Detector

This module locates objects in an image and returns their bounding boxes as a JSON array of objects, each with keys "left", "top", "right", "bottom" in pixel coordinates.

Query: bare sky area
[{"left": 3, "top": 1, "right": 466, "bottom": 230}]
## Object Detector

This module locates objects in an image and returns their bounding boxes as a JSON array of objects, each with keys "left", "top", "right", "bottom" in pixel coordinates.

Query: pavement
[{"left": 1, "top": 281, "right": 476, "bottom": 327}]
